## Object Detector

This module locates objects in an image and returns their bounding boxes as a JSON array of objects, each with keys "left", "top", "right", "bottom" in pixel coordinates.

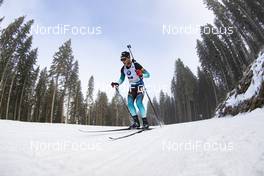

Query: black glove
[{"left": 111, "top": 82, "right": 119, "bottom": 88}]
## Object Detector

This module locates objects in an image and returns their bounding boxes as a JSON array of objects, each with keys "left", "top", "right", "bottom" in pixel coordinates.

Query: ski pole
[
  {"left": 126, "top": 44, "right": 162, "bottom": 127},
  {"left": 115, "top": 86, "right": 133, "bottom": 119},
  {"left": 144, "top": 87, "right": 163, "bottom": 127},
  {"left": 127, "top": 44, "right": 135, "bottom": 61}
]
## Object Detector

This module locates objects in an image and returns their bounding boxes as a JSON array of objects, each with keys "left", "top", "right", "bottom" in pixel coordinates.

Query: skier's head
[{"left": 120, "top": 51, "right": 131, "bottom": 66}]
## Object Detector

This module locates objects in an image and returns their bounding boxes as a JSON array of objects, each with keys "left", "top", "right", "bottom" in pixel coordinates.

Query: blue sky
[{"left": 0, "top": 0, "right": 214, "bottom": 100}]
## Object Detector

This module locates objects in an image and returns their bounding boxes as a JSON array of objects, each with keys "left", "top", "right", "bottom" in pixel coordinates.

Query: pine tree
[
  {"left": 109, "top": 92, "right": 119, "bottom": 126},
  {"left": 146, "top": 100, "right": 154, "bottom": 126},
  {"left": 27, "top": 66, "right": 39, "bottom": 121},
  {"left": 0, "top": 17, "right": 25, "bottom": 114},
  {"left": 70, "top": 80, "right": 85, "bottom": 124},
  {"left": 200, "top": 26, "right": 233, "bottom": 90},
  {"left": 158, "top": 91, "right": 176, "bottom": 124},
  {"left": 0, "top": 18, "right": 37, "bottom": 121},
  {"left": 85, "top": 76, "right": 94, "bottom": 125},
  {"left": 244, "top": 0, "right": 264, "bottom": 25},
  {"left": 204, "top": 0, "right": 258, "bottom": 58},
  {"left": 45, "top": 79, "right": 56, "bottom": 123},
  {"left": 49, "top": 39, "right": 74, "bottom": 123},
  {"left": 159, "top": 90, "right": 166, "bottom": 123},
  {"left": 110, "top": 91, "right": 131, "bottom": 126},
  {"left": 197, "top": 68, "right": 217, "bottom": 119},
  {"left": 16, "top": 48, "right": 38, "bottom": 121},
  {"left": 146, "top": 97, "right": 160, "bottom": 126},
  {"left": 66, "top": 61, "right": 79, "bottom": 124},
  {"left": 33, "top": 67, "right": 49, "bottom": 122},
  {"left": 203, "top": 0, "right": 264, "bottom": 56},
  {"left": 171, "top": 59, "right": 198, "bottom": 122},
  {"left": 94, "top": 91, "right": 109, "bottom": 125},
  {"left": 152, "top": 97, "right": 161, "bottom": 125},
  {"left": 223, "top": 0, "right": 264, "bottom": 43}
]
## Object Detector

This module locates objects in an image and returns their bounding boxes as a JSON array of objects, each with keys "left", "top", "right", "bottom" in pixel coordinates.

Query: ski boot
[
  {"left": 142, "top": 118, "right": 149, "bottom": 129},
  {"left": 129, "top": 115, "right": 140, "bottom": 129}
]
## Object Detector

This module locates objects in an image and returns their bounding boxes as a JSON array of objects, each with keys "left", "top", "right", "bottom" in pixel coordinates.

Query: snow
[
  {"left": 225, "top": 53, "right": 264, "bottom": 107},
  {"left": 1, "top": 108, "right": 264, "bottom": 176}
]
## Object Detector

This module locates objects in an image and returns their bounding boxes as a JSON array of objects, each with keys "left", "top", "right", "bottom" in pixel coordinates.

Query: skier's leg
[
  {"left": 128, "top": 89, "right": 140, "bottom": 128},
  {"left": 136, "top": 93, "right": 149, "bottom": 129},
  {"left": 136, "top": 93, "right": 146, "bottom": 118},
  {"left": 127, "top": 94, "right": 137, "bottom": 116}
]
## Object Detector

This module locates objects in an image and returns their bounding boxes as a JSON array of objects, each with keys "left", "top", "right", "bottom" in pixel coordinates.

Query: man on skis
[{"left": 111, "top": 51, "right": 150, "bottom": 129}]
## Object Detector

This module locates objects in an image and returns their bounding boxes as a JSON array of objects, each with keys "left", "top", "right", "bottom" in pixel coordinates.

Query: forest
[{"left": 0, "top": 0, "right": 264, "bottom": 125}]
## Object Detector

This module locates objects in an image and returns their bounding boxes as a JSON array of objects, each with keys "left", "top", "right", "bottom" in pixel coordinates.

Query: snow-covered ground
[{"left": 1, "top": 108, "right": 264, "bottom": 176}]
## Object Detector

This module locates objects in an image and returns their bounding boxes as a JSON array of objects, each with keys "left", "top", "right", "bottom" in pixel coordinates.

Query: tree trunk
[
  {"left": 0, "top": 59, "right": 10, "bottom": 93},
  {"left": 50, "top": 76, "right": 58, "bottom": 123},
  {"left": 5, "top": 72, "right": 16, "bottom": 119},
  {"left": 13, "top": 93, "right": 19, "bottom": 120},
  {"left": 17, "top": 77, "right": 27, "bottom": 121},
  {"left": 66, "top": 89, "right": 71, "bottom": 124},
  {"left": 0, "top": 76, "right": 8, "bottom": 114}
]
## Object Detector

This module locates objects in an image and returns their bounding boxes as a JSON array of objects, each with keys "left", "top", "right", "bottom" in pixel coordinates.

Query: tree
[
  {"left": 0, "top": 18, "right": 37, "bottom": 121},
  {"left": 85, "top": 76, "right": 94, "bottom": 125},
  {"left": 94, "top": 91, "right": 109, "bottom": 126},
  {"left": 33, "top": 67, "right": 49, "bottom": 122},
  {"left": 70, "top": 80, "right": 85, "bottom": 124},
  {"left": 244, "top": 0, "right": 264, "bottom": 25},
  {"left": 16, "top": 48, "right": 38, "bottom": 121},
  {"left": 203, "top": 0, "right": 264, "bottom": 57},
  {"left": 222, "top": 0, "right": 264, "bottom": 43},
  {"left": 171, "top": 59, "right": 198, "bottom": 122},
  {"left": 0, "top": 17, "right": 25, "bottom": 113},
  {"left": 109, "top": 91, "right": 130, "bottom": 126},
  {"left": 44, "top": 79, "right": 56, "bottom": 123},
  {"left": 157, "top": 90, "right": 175, "bottom": 124},
  {"left": 49, "top": 39, "right": 74, "bottom": 123},
  {"left": 66, "top": 60, "right": 79, "bottom": 124},
  {"left": 197, "top": 68, "right": 217, "bottom": 119},
  {"left": 146, "top": 97, "right": 160, "bottom": 126}
]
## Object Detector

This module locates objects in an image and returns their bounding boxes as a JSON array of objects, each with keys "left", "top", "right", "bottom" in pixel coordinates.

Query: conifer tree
[{"left": 49, "top": 39, "right": 74, "bottom": 123}]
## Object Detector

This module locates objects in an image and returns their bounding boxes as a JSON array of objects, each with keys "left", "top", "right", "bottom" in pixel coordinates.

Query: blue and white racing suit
[{"left": 117, "top": 62, "right": 150, "bottom": 118}]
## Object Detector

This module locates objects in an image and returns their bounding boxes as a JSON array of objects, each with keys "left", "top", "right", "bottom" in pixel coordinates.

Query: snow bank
[
  {"left": 217, "top": 53, "right": 264, "bottom": 116},
  {"left": 226, "top": 53, "right": 264, "bottom": 107}
]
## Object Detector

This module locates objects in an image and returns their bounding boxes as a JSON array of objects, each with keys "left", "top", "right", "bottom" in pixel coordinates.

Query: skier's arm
[
  {"left": 111, "top": 67, "right": 125, "bottom": 88},
  {"left": 141, "top": 68, "right": 150, "bottom": 78},
  {"left": 135, "top": 63, "right": 150, "bottom": 78},
  {"left": 117, "top": 71, "right": 125, "bottom": 85}
]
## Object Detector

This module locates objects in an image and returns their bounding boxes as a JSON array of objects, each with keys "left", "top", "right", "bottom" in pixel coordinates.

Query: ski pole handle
[{"left": 127, "top": 44, "right": 135, "bottom": 60}]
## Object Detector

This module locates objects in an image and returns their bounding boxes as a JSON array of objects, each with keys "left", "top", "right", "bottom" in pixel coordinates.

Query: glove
[
  {"left": 111, "top": 82, "right": 119, "bottom": 88},
  {"left": 136, "top": 69, "right": 143, "bottom": 77}
]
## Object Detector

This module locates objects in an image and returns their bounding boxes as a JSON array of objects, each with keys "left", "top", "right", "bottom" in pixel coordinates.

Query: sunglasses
[{"left": 120, "top": 57, "right": 127, "bottom": 62}]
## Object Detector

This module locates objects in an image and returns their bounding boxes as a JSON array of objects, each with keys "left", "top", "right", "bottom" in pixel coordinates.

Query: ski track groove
[{"left": 76, "top": 129, "right": 161, "bottom": 176}]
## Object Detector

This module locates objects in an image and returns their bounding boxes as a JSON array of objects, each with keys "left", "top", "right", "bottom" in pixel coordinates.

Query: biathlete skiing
[{"left": 111, "top": 51, "right": 150, "bottom": 129}]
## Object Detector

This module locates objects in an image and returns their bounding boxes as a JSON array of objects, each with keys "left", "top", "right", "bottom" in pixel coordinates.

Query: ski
[
  {"left": 78, "top": 127, "right": 131, "bottom": 133},
  {"left": 109, "top": 128, "right": 152, "bottom": 140}
]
